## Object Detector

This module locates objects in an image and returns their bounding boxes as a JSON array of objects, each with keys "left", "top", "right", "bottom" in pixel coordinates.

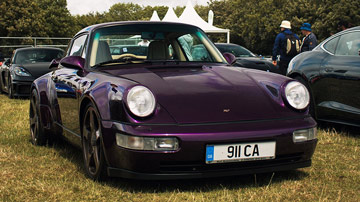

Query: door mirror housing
[
  {"left": 4, "top": 58, "right": 11, "bottom": 66},
  {"left": 59, "top": 56, "right": 85, "bottom": 70},
  {"left": 222, "top": 52, "right": 237, "bottom": 65}
]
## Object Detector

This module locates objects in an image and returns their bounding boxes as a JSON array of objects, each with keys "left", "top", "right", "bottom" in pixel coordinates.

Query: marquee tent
[
  {"left": 162, "top": 7, "right": 180, "bottom": 22},
  {"left": 150, "top": 10, "right": 160, "bottom": 21},
  {"left": 178, "top": 1, "right": 230, "bottom": 43}
]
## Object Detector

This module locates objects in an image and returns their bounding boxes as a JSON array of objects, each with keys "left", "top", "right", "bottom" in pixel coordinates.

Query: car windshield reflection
[{"left": 89, "top": 24, "right": 226, "bottom": 67}]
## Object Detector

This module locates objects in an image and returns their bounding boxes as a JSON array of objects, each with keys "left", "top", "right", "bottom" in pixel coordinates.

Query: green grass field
[{"left": 0, "top": 94, "right": 359, "bottom": 201}]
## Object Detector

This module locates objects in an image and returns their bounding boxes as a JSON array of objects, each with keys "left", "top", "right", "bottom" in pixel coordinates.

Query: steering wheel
[{"left": 117, "top": 53, "right": 138, "bottom": 60}]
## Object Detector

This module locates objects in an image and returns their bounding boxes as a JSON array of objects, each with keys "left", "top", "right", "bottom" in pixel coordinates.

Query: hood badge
[{"left": 223, "top": 109, "right": 230, "bottom": 113}]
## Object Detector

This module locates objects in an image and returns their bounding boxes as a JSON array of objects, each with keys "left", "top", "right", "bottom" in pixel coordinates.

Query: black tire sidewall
[
  {"left": 81, "top": 103, "right": 107, "bottom": 181},
  {"left": 30, "top": 89, "right": 47, "bottom": 145}
]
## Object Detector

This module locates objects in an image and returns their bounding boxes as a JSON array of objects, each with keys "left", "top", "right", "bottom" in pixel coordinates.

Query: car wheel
[
  {"left": 294, "top": 76, "right": 315, "bottom": 118},
  {"left": 29, "top": 89, "right": 47, "bottom": 145},
  {"left": 7, "top": 77, "right": 14, "bottom": 99},
  {"left": 0, "top": 81, "right": 3, "bottom": 94},
  {"left": 81, "top": 103, "right": 107, "bottom": 181}
]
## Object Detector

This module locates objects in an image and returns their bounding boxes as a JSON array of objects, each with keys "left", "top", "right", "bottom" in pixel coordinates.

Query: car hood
[
  {"left": 17, "top": 62, "right": 52, "bottom": 78},
  {"left": 102, "top": 64, "right": 298, "bottom": 124}
]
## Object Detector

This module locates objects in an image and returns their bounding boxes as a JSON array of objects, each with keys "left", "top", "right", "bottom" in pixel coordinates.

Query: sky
[{"left": 67, "top": 0, "right": 210, "bottom": 15}]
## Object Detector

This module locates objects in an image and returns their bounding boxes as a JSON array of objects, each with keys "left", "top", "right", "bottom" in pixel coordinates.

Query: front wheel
[
  {"left": 29, "top": 89, "right": 47, "bottom": 145},
  {"left": 81, "top": 103, "right": 107, "bottom": 181},
  {"left": 7, "top": 77, "right": 14, "bottom": 99}
]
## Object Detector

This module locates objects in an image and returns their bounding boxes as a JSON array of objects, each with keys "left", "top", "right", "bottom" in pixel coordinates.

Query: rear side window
[
  {"left": 323, "top": 37, "right": 339, "bottom": 54},
  {"left": 335, "top": 32, "right": 360, "bottom": 56}
]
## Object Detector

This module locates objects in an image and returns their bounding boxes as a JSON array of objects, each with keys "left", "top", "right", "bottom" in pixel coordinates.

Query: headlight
[
  {"left": 293, "top": 127, "right": 317, "bottom": 143},
  {"left": 115, "top": 133, "right": 179, "bottom": 151},
  {"left": 284, "top": 81, "right": 310, "bottom": 110},
  {"left": 14, "top": 66, "right": 31, "bottom": 77},
  {"left": 126, "top": 86, "right": 156, "bottom": 117}
]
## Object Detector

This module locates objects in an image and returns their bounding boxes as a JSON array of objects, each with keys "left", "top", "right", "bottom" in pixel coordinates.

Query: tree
[
  {"left": 36, "top": 0, "right": 74, "bottom": 37},
  {"left": 105, "top": 3, "right": 143, "bottom": 22},
  {"left": 0, "top": 0, "right": 46, "bottom": 37}
]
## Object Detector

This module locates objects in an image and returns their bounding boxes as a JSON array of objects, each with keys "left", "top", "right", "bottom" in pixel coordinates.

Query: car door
[
  {"left": 318, "top": 31, "right": 360, "bottom": 124},
  {"left": 53, "top": 34, "right": 88, "bottom": 137}
]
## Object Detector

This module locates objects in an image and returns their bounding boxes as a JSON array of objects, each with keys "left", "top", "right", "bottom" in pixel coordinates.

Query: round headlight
[
  {"left": 126, "top": 86, "right": 156, "bottom": 117},
  {"left": 285, "top": 81, "right": 310, "bottom": 110}
]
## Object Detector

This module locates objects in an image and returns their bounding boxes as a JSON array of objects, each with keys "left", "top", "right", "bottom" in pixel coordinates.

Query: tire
[
  {"left": 29, "top": 89, "right": 47, "bottom": 145},
  {"left": 294, "top": 76, "right": 316, "bottom": 118},
  {"left": 81, "top": 103, "right": 107, "bottom": 181},
  {"left": 8, "top": 77, "right": 14, "bottom": 99},
  {"left": 0, "top": 75, "right": 3, "bottom": 94},
  {"left": 0, "top": 82, "right": 3, "bottom": 94}
]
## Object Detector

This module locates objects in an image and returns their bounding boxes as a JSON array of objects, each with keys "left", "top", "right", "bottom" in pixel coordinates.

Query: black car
[
  {"left": 0, "top": 47, "right": 64, "bottom": 98},
  {"left": 215, "top": 43, "right": 280, "bottom": 74},
  {"left": 287, "top": 26, "right": 360, "bottom": 127}
]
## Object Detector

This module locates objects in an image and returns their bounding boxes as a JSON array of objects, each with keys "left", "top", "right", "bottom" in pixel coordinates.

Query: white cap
[{"left": 280, "top": 20, "right": 291, "bottom": 29}]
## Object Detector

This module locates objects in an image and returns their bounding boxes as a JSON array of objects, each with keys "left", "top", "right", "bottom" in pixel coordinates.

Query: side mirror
[
  {"left": 49, "top": 58, "right": 61, "bottom": 69},
  {"left": 222, "top": 52, "right": 236, "bottom": 65},
  {"left": 59, "top": 56, "right": 85, "bottom": 70},
  {"left": 4, "top": 58, "right": 11, "bottom": 66}
]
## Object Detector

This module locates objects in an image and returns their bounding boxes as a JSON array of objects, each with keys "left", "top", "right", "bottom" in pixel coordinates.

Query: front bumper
[
  {"left": 11, "top": 79, "right": 33, "bottom": 97},
  {"left": 107, "top": 159, "right": 312, "bottom": 180},
  {"left": 101, "top": 116, "right": 317, "bottom": 180}
]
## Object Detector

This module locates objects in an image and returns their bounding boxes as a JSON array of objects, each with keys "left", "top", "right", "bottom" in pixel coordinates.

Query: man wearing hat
[
  {"left": 300, "top": 23, "right": 318, "bottom": 52},
  {"left": 272, "top": 20, "right": 300, "bottom": 75}
]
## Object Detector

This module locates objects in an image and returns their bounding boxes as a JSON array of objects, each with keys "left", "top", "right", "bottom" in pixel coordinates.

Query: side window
[
  {"left": 69, "top": 35, "right": 88, "bottom": 57},
  {"left": 335, "top": 32, "right": 360, "bottom": 56},
  {"left": 323, "top": 37, "right": 339, "bottom": 54}
]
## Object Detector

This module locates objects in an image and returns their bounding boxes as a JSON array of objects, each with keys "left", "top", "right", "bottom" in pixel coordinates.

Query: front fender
[{"left": 31, "top": 73, "right": 58, "bottom": 130}]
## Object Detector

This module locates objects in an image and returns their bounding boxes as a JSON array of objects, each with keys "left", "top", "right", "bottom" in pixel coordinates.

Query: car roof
[{"left": 75, "top": 21, "right": 201, "bottom": 37}]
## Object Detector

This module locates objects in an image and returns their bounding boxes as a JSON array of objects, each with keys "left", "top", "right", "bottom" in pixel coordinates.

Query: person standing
[
  {"left": 300, "top": 23, "right": 318, "bottom": 52},
  {"left": 272, "top": 20, "right": 300, "bottom": 75}
]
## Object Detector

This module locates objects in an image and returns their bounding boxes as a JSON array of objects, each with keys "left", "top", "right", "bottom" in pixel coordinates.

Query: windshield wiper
[
  {"left": 144, "top": 60, "right": 181, "bottom": 65},
  {"left": 94, "top": 57, "right": 144, "bottom": 67}
]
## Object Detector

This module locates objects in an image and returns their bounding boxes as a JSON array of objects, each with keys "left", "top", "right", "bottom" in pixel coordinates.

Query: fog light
[
  {"left": 155, "top": 138, "right": 179, "bottom": 151},
  {"left": 116, "top": 133, "right": 179, "bottom": 151},
  {"left": 293, "top": 127, "right": 317, "bottom": 143}
]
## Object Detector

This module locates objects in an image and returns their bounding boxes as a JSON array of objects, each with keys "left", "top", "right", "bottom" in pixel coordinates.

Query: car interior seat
[
  {"left": 147, "top": 41, "right": 169, "bottom": 60},
  {"left": 96, "top": 41, "right": 112, "bottom": 64}
]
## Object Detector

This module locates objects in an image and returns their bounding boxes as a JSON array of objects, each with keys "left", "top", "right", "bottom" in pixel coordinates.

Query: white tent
[
  {"left": 150, "top": 11, "right": 160, "bottom": 21},
  {"left": 178, "top": 1, "right": 230, "bottom": 43},
  {"left": 162, "top": 7, "right": 180, "bottom": 22}
]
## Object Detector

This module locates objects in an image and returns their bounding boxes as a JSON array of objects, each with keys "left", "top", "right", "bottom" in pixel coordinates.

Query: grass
[{"left": 0, "top": 94, "right": 359, "bottom": 201}]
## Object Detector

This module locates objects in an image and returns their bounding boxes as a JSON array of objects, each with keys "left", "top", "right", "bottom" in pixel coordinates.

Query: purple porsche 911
[{"left": 30, "top": 21, "right": 317, "bottom": 180}]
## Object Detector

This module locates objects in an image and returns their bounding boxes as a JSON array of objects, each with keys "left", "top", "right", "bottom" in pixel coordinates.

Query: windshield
[
  {"left": 14, "top": 49, "right": 64, "bottom": 64},
  {"left": 89, "top": 23, "right": 227, "bottom": 67},
  {"left": 216, "top": 44, "right": 256, "bottom": 57}
]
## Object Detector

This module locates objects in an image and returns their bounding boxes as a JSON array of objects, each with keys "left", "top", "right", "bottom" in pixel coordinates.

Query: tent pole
[{"left": 227, "top": 31, "right": 230, "bottom": 43}]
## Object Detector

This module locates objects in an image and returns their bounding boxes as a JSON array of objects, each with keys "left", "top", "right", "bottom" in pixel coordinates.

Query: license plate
[{"left": 205, "top": 141, "right": 276, "bottom": 164}]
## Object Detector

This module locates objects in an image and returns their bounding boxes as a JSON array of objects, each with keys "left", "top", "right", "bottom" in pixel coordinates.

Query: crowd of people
[{"left": 272, "top": 20, "right": 318, "bottom": 75}]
